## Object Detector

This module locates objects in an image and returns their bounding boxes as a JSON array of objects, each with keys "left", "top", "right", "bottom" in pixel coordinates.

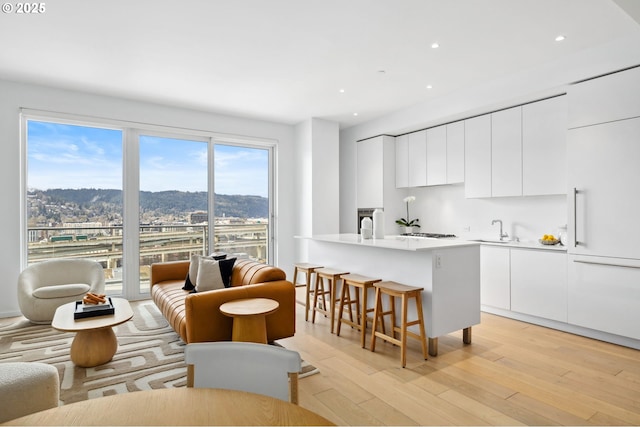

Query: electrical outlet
[
  {"left": 462, "top": 225, "right": 470, "bottom": 232},
  {"left": 435, "top": 254, "right": 442, "bottom": 269}
]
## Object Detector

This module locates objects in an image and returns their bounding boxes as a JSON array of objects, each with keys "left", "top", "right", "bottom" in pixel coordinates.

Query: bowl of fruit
[{"left": 539, "top": 234, "right": 560, "bottom": 245}]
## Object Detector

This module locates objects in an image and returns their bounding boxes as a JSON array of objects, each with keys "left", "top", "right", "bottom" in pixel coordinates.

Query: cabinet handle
[
  {"left": 573, "top": 188, "right": 580, "bottom": 247},
  {"left": 573, "top": 259, "right": 640, "bottom": 269}
]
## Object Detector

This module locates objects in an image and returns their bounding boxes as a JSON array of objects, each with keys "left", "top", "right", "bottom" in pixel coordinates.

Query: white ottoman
[{"left": 0, "top": 362, "right": 60, "bottom": 423}]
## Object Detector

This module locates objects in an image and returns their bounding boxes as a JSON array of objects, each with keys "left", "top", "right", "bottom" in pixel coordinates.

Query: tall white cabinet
[
  {"left": 356, "top": 135, "right": 404, "bottom": 233},
  {"left": 566, "top": 67, "right": 640, "bottom": 343}
]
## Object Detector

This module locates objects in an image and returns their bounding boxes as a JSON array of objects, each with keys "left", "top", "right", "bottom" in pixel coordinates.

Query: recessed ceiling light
[
  {"left": 339, "top": 89, "right": 345, "bottom": 93},
  {"left": 431, "top": 42, "right": 439, "bottom": 49},
  {"left": 353, "top": 113, "right": 359, "bottom": 116},
  {"left": 555, "top": 35, "right": 566, "bottom": 42},
  {"left": 426, "top": 85, "right": 433, "bottom": 89}
]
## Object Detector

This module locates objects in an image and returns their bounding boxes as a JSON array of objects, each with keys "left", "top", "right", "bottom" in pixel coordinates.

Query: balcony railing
[{"left": 27, "top": 223, "right": 269, "bottom": 293}]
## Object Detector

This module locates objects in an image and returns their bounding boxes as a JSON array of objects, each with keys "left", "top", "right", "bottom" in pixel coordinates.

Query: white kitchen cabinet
[
  {"left": 568, "top": 117, "right": 640, "bottom": 260},
  {"left": 568, "top": 66, "right": 640, "bottom": 129},
  {"left": 522, "top": 96, "right": 567, "bottom": 196},
  {"left": 491, "top": 107, "right": 522, "bottom": 197},
  {"left": 395, "top": 134, "right": 409, "bottom": 188},
  {"left": 446, "top": 121, "right": 465, "bottom": 184},
  {"left": 480, "top": 245, "right": 510, "bottom": 310},
  {"left": 357, "top": 137, "right": 384, "bottom": 208},
  {"left": 568, "top": 255, "right": 640, "bottom": 340},
  {"left": 426, "top": 125, "right": 447, "bottom": 186},
  {"left": 511, "top": 249, "right": 567, "bottom": 322},
  {"left": 465, "top": 114, "right": 492, "bottom": 198},
  {"left": 408, "top": 130, "right": 427, "bottom": 187}
]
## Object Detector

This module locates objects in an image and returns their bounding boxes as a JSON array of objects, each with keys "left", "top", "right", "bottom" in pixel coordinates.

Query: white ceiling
[{"left": 1, "top": 0, "right": 639, "bottom": 129}]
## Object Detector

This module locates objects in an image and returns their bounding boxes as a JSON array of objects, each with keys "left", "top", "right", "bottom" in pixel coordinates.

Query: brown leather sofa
[{"left": 150, "top": 258, "right": 295, "bottom": 344}]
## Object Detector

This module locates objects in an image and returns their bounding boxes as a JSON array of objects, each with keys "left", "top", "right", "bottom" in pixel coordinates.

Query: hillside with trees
[{"left": 26, "top": 188, "right": 268, "bottom": 226}]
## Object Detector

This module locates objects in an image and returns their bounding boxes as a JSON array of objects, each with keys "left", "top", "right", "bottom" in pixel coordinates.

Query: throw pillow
[
  {"left": 218, "top": 257, "right": 237, "bottom": 287},
  {"left": 183, "top": 253, "right": 228, "bottom": 290},
  {"left": 195, "top": 257, "right": 225, "bottom": 292}
]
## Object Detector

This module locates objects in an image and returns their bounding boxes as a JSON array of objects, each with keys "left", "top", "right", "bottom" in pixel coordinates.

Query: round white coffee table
[{"left": 51, "top": 297, "right": 133, "bottom": 367}]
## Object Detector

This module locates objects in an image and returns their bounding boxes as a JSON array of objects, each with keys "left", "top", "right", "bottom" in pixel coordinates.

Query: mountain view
[{"left": 26, "top": 188, "right": 268, "bottom": 226}]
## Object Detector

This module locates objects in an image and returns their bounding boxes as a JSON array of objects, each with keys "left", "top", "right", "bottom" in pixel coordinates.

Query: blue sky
[{"left": 27, "top": 121, "right": 269, "bottom": 197}]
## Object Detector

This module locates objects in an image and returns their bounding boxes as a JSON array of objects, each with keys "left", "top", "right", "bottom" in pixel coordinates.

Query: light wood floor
[{"left": 280, "top": 289, "right": 640, "bottom": 426}]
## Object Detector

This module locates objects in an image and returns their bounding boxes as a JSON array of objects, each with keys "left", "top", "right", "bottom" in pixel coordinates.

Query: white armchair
[{"left": 17, "top": 259, "right": 105, "bottom": 324}]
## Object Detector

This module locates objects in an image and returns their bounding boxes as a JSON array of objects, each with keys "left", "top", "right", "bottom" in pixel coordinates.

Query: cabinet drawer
[{"left": 568, "top": 255, "right": 640, "bottom": 340}]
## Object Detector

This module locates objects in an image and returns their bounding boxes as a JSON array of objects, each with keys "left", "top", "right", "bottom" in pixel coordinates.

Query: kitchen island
[{"left": 300, "top": 234, "right": 481, "bottom": 356}]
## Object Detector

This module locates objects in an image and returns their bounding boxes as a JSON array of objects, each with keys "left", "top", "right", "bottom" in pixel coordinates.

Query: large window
[
  {"left": 214, "top": 144, "right": 271, "bottom": 262},
  {"left": 26, "top": 120, "right": 125, "bottom": 293},
  {"left": 138, "top": 133, "right": 210, "bottom": 293},
  {"left": 23, "top": 113, "right": 274, "bottom": 299}
]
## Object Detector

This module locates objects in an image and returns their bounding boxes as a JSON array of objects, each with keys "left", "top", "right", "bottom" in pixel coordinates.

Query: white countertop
[
  {"left": 301, "top": 233, "right": 480, "bottom": 251},
  {"left": 299, "top": 233, "right": 567, "bottom": 252},
  {"left": 467, "top": 237, "right": 568, "bottom": 252}
]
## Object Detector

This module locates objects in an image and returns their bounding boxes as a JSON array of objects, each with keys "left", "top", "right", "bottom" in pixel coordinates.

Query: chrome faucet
[{"left": 491, "top": 219, "right": 509, "bottom": 241}]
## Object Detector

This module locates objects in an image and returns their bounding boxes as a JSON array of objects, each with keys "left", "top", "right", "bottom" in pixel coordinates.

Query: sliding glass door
[
  {"left": 213, "top": 143, "right": 271, "bottom": 262},
  {"left": 23, "top": 114, "right": 275, "bottom": 300},
  {"left": 137, "top": 133, "right": 209, "bottom": 294}
]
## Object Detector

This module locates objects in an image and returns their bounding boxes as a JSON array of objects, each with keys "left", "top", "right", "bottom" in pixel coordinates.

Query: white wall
[
  {"left": 311, "top": 118, "right": 340, "bottom": 234},
  {"left": 0, "top": 79, "right": 296, "bottom": 317},
  {"left": 294, "top": 118, "right": 340, "bottom": 264},
  {"left": 339, "top": 34, "right": 640, "bottom": 236}
]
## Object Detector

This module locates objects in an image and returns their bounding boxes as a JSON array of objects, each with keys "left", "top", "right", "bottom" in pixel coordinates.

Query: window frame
[{"left": 20, "top": 109, "right": 276, "bottom": 299}]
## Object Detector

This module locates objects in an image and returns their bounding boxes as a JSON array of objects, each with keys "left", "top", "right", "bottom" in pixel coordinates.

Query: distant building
[{"left": 190, "top": 212, "right": 208, "bottom": 224}]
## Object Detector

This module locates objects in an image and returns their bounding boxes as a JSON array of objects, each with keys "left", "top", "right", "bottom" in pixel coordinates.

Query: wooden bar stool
[
  {"left": 370, "top": 281, "right": 428, "bottom": 368},
  {"left": 336, "top": 273, "right": 381, "bottom": 348},
  {"left": 311, "top": 267, "right": 349, "bottom": 333},
  {"left": 292, "top": 263, "right": 324, "bottom": 321}
]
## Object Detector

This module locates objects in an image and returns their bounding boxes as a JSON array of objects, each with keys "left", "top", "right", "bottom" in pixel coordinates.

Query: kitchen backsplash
[{"left": 399, "top": 184, "right": 566, "bottom": 242}]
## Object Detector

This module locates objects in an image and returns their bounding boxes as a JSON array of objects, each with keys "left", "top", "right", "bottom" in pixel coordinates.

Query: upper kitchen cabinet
[
  {"left": 446, "top": 121, "right": 465, "bottom": 184},
  {"left": 395, "top": 134, "right": 409, "bottom": 188},
  {"left": 522, "top": 95, "right": 567, "bottom": 196},
  {"left": 357, "top": 136, "right": 384, "bottom": 208},
  {"left": 491, "top": 106, "right": 522, "bottom": 197},
  {"left": 426, "top": 125, "right": 446, "bottom": 186},
  {"left": 396, "top": 122, "right": 465, "bottom": 189},
  {"left": 466, "top": 97, "right": 568, "bottom": 199},
  {"left": 408, "top": 130, "right": 427, "bottom": 187},
  {"left": 568, "top": 66, "right": 640, "bottom": 129},
  {"left": 464, "top": 114, "right": 492, "bottom": 198}
]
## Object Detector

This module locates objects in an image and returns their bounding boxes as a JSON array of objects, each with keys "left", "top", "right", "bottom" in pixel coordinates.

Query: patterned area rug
[{"left": 0, "top": 300, "right": 318, "bottom": 405}]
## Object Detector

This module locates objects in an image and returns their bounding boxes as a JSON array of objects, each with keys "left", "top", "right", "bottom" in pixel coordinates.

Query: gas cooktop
[{"left": 401, "top": 232, "right": 457, "bottom": 238}]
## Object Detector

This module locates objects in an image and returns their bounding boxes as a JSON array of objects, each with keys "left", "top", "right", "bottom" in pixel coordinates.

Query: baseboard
[{"left": 481, "top": 306, "right": 640, "bottom": 351}]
